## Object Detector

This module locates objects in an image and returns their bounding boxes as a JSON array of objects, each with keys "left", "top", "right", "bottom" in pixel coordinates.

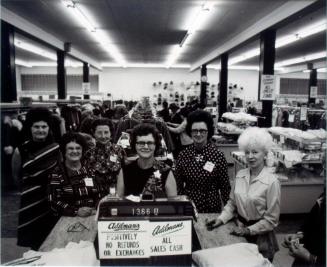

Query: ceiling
[{"left": 1, "top": 0, "right": 326, "bottom": 70}]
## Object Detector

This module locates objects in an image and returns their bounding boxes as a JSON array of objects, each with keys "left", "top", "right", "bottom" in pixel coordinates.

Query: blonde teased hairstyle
[{"left": 237, "top": 127, "right": 274, "bottom": 154}]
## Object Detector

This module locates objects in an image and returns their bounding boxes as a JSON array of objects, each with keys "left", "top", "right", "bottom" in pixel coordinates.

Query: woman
[
  {"left": 166, "top": 107, "right": 193, "bottom": 153},
  {"left": 175, "top": 110, "right": 230, "bottom": 213},
  {"left": 11, "top": 107, "right": 60, "bottom": 250},
  {"left": 49, "top": 132, "right": 106, "bottom": 217},
  {"left": 117, "top": 123, "right": 177, "bottom": 198},
  {"left": 84, "top": 119, "right": 125, "bottom": 194},
  {"left": 206, "top": 127, "right": 281, "bottom": 261}
]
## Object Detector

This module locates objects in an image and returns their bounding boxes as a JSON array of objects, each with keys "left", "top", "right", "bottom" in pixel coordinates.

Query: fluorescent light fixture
[
  {"left": 228, "top": 48, "right": 260, "bottom": 65},
  {"left": 275, "top": 51, "right": 326, "bottom": 67},
  {"left": 166, "top": 1, "right": 214, "bottom": 68},
  {"left": 62, "top": 0, "right": 126, "bottom": 67},
  {"left": 101, "top": 62, "right": 191, "bottom": 69},
  {"left": 303, "top": 67, "right": 327, "bottom": 73},
  {"left": 62, "top": 0, "right": 95, "bottom": 32},
  {"left": 229, "top": 19, "right": 327, "bottom": 65},
  {"left": 15, "top": 59, "right": 32, "bottom": 67},
  {"left": 14, "top": 39, "right": 57, "bottom": 60},
  {"left": 276, "top": 19, "right": 327, "bottom": 48}
]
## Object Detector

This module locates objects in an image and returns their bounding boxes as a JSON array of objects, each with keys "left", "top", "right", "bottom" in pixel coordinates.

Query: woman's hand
[
  {"left": 205, "top": 218, "right": 223, "bottom": 231},
  {"left": 77, "top": 207, "right": 95, "bottom": 217},
  {"left": 282, "top": 232, "right": 304, "bottom": 248},
  {"left": 289, "top": 242, "right": 311, "bottom": 262},
  {"left": 230, "top": 226, "right": 251, "bottom": 236}
]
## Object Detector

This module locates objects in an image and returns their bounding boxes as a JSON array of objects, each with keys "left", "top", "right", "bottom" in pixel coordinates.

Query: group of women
[{"left": 11, "top": 106, "right": 283, "bottom": 263}]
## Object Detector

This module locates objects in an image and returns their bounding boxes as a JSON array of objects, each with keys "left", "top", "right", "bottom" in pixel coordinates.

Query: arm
[
  {"left": 165, "top": 170, "right": 177, "bottom": 197},
  {"left": 48, "top": 169, "right": 78, "bottom": 216},
  {"left": 174, "top": 155, "right": 185, "bottom": 195},
  {"left": 11, "top": 147, "right": 21, "bottom": 187},
  {"left": 247, "top": 179, "right": 281, "bottom": 235},
  {"left": 167, "top": 120, "right": 187, "bottom": 134},
  {"left": 217, "top": 153, "right": 231, "bottom": 205},
  {"left": 218, "top": 180, "right": 237, "bottom": 224},
  {"left": 116, "top": 169, "right": 125, "bottom": 197}
]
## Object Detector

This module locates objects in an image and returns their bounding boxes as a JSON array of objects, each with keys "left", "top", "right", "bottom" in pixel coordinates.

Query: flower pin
[{"left": 153, "top": 170, "right": 161, "bottom": 179}]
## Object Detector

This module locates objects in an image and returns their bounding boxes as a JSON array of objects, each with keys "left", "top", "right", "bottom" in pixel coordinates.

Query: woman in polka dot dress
[{"left": 175, "top": 110, "right": 231, "bottom": 213}]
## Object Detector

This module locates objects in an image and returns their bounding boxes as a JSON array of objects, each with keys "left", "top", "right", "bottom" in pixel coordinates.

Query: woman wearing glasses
[
  {"left": 175, "top": 110, "right": 231, "bottom": 213},
  {"left": 117, "top": 123, "right": 177, "bottom": 197}
]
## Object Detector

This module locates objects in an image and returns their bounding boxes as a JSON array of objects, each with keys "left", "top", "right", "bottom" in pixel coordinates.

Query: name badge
[
  {"left": 110, "top": 155, "right": 118, "bottom": 162},
  {"left": 84, "top": 178, "right": 94, "bottom": 187},
  {"left": 203, "top": 161, "right": 215, "bottom": 173}
]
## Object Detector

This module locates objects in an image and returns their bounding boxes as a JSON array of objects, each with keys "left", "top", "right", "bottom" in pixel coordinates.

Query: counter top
[{"left": 40, "top": 214, "right": 245, "bottom": 252}]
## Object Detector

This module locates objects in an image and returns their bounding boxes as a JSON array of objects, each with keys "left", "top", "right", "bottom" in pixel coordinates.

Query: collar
[{"left": 240, "top": 167, "right": 271, "bottom": 185}]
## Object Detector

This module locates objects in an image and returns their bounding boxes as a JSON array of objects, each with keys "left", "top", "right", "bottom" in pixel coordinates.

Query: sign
[
  {"left": 149, "top": 220, "right": 192, "bottom": 256},
  {"left": 82, "top": 82, "right": 91, "bottom": 94},
  {"left": 300, "top": 106, "right": 308, "bottom": 121},
  {"left": 260, "top": 75, "right": 275, "bottom": 100},
  {"left": 310, "top": 86, "right": 318, "bottom": 98},
  {"left": 98, "top": 221, "right": 150, "bottom": 259},
  {"left": 98, "top": 220, "right": 192, "bottom": 259}
]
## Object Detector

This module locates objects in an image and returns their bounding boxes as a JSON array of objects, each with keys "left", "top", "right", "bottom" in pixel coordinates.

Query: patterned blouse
[
  {"left": 49, "top": 164, "right": 107, "bottom": 216},
  {"left": 84, "top": 142, "right": 125, "bottom": 193},
  {"left": 175, "top": 143, "right": 231, "bottom": 213}
]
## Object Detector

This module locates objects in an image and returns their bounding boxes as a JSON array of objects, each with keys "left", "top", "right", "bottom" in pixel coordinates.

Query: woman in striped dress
[{"left": 12, "top": 108, "right": 60, "bottom": 250}]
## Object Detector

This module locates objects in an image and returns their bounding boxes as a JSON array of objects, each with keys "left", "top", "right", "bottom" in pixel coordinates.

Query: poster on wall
[
  {"left": 260, "top": 75, "right": 275, "bottom": 100},
  {"left": 82, "top": 82, "right": 91, "bottom": 94},
  {"left": 310, "top": 86, "right": 318, "bottom": 98}
]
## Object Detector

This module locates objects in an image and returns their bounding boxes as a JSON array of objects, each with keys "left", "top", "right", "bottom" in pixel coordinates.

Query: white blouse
[{"left": 218, "top": 167, "right": 281, "bottom": 235}]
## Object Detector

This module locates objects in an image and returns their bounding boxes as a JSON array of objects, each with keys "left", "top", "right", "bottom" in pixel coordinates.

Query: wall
[{"left": 17, "top": 66, "right": 327, "bottom": 102}]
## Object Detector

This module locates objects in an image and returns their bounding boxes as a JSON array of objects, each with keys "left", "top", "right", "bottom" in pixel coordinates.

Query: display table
[{"left": 40, "top": 214, "right": 245, "bottom": 252}]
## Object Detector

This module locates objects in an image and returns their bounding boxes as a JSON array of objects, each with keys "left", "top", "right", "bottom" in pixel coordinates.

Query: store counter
[{"left": 39, "top": 214, "right": 245, "bottom": 252}]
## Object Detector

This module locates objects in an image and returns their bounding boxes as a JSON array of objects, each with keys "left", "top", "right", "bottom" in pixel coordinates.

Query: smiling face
[
  {"left": 191, "top": 122, "right": 208, "bottom": 148},
  {"left": 244, "top": 144, "right": 266, "bottom": 171},
  {"left": 94, "top": 125, "right": 111, "bottom": 145},
  {"left": 65, "top": 141, "right": 83, "bottom": 163},
  {"left": 31, "top": 121, "right": 49, "bottom": 142},
  {"left": 135, "top": 134, "right": 156, "bottom": 159}
]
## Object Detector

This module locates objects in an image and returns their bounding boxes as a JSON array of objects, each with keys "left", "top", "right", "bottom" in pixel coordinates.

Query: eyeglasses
[
  {"left": 136, "top": 141, "right": 156, "bottom": 147},
  {"left": 191, "top": 129, "right": 208, "bottom": 135}
]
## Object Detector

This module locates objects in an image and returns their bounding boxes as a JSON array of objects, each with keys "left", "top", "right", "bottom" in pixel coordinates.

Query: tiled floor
[{"left": 1, "top": 190, "right": 303, "bottom": 266}]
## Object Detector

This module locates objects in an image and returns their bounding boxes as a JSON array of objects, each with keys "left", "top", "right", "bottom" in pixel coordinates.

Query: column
[
  {"left": 200, "top": 64, "right": 207, "bottom": 108},
  {"left": 83, "top": 62, "right": 90, "bottom": 100},
  {"left": 218, "top": 53, "right": 228, "bottom": 121},
  {"left": 57, "top": 50, "right": 66, "bottom": 99},
  {"left": 308, "top": 66, "right": 317, "bottom": 104},
  {"left": 1, "top": 21, "right": 17, "bottom": 102},
  {"left": 258, "top": 29, "right": 276, "bottom": 127}
]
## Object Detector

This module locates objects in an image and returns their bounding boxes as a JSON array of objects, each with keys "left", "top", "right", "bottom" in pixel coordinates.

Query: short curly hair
[
  {"left": 237, "top": 127, "right": 274, "bottom": 154},
  {"left": 130, "top": 123, "right": 161, "bottom": 154},
  {"left": 60, "top": 132, "right": 88, "bottom": 160},
  {"left": 91, "top": 118, "right": 114, "bottom": 136},
  {"left": 186, "top": 110, "right": 214, "bottom": 139}
]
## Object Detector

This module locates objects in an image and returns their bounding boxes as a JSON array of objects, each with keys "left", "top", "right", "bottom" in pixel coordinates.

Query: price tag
[
  {"left": 300, "top": 106, "right": 308, "bottom": 121},
  {"left": 280, "top": 135, "right": 285, "bottom": 144},
  {"left": 84, "top": 178, "right": 94, "bottom": 187}
]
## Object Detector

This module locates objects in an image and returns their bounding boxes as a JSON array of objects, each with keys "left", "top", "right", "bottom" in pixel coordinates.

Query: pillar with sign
[
  {"left": 258, "top": 29, "right": 276, "bottom": 127},
  {"left": 308, "top": 67, "right": 318, "bottom": 104}
]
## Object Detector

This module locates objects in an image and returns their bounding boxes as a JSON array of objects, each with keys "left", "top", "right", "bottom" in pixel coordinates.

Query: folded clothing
[{"left": 192, "top": 243, "right": 272, "bottom": 267}]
